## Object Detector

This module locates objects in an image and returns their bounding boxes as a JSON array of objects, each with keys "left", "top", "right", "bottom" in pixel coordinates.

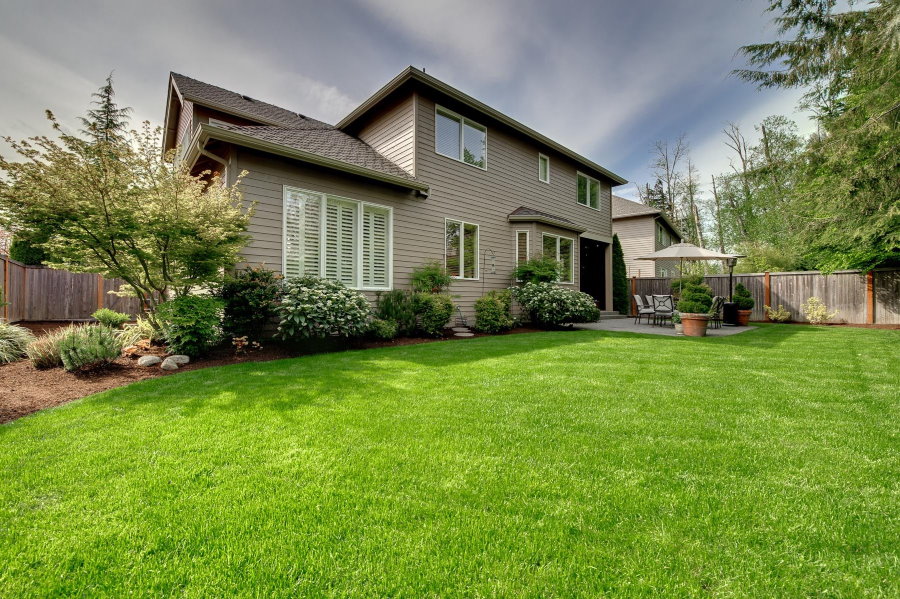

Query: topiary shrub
[
  {"left": 474, "top": 289, "right": 514, "bottom": 333},
  {"left": 92, "top": 308, "right": 130, "bottom": 329},
  {"left": 375, "top": 290, "right": 418, "bottom": 336},
  {"left": 26, "top": 325, "right": 76, "bottom": 369},
  {"left": 0, "top": 321, "right": 36, "bottom": 364},
  {"left": 277, "top": 277, "right": 370, "bottom": 340},
  {"left": 676, "top": 283, "right": 713, "bottom": 314},
  {"left": 156, "top": 295, "right": 224, "bottom": 357},
  {"left": 733, "top": 283, "right": 755, "bottom": 310},
  {"left": 513, "top": 256, "right": 561, "bottom": 284},
  {"left": 612, "top": 234, "right": 629, "bottom": 314},
  {"left": 57, "top": 325, "right": 121, "bottom": 372},
  {"left": 368, "top": 318, "right": 399, "bottom": 340},
  {"left": 218, "top": 266, "right": 282, "bottom": 339},
  {"left": 512, "top": 282, "right": 600, "bottom": 328},
  {"left": 410, "top": 261, "right": 452, "bottom": 294},
  {"left": 414, "top": 293, "right": 454, "bottom": 337}
]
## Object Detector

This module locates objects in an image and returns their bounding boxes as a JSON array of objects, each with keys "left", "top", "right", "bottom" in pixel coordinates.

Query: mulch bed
[{"left": 1, "top": 325, "right": 546, "bottom": 424}]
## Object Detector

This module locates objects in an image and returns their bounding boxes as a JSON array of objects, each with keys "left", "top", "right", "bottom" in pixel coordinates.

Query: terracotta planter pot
[
  {"left": 736, "top": 309, "right": 752, "bottom": 326},
  {"left": 681, "top": 313, "right": 710, "bottom": 337}
]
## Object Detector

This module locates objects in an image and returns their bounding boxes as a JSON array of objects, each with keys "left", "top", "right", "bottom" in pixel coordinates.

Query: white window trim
[
  {"left": 576, "top": 171, "right": 601, "bottom": 211},
  {"left": 282, "top": 185, "right": 393, "bottom": 291},
  {"left": 444, "top": 217, "right": 480, "bottom": 280},
  {"left": 538, "top": 153, "right": 550, "bottom": 183},
  {"left": 542, "top": 232, "right": 576, "bottom": 285},
  {"left": 434, "top": 105, "right": 487, "bottom": 170}
]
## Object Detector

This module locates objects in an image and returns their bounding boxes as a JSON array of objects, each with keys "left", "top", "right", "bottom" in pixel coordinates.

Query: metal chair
[
  {"left": 708, "top": 296, "right": 725, "bottom": 329},
  {"left": 652, "top": 295, "right": 675, "bottom": 326},
  {"left": 633, "top": 295, "right": 655, "bottom": 324}
]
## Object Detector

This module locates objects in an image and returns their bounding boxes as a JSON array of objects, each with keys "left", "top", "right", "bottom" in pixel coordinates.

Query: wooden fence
[
  {"left": 1, "top": 255, "right": 141, "bottom": 322},
  {"left": 632, "top": 268, "right": 900, "bottom": 325}
]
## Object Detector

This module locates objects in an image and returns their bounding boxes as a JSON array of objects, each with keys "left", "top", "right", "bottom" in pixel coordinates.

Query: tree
[
  {"left": 8, "top": 223, "right": 51, "bottom": 265},
  {"left": 79, "top": 73, "right": 132, "bottom": 144},
  {"left": 611, "top": 234, "right": 629, "bottom": 315},
  {"left": 0, "top": 81, "right": 252, "bottom": 309}
]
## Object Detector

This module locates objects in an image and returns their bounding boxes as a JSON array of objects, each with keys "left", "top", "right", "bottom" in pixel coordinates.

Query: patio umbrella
[{"left": 638, "top": 242, "right": 736, "bottom": 294}]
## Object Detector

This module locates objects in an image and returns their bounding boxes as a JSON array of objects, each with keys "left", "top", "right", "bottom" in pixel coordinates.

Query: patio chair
[
  {"left": 708, "top": 296, "right": 725, "bottom": 329},
  {"left": 633, "top": 295, "right": 655, "bottom": 324},
  {"left": 652, "top": 295, "right": 675, "bottom": 326},
  {"left": 645, "top": 295, "right": 654, "bottom": 308}
]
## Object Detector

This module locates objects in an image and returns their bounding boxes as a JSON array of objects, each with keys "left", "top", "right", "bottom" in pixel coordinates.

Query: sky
[{"left": 0, "top": 0, "right": 817, "bottom": 201}]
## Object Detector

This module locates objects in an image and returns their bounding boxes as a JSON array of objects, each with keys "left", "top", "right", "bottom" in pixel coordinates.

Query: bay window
[{"left": 542, "top": 233, "right": 574, "bottom": 284}]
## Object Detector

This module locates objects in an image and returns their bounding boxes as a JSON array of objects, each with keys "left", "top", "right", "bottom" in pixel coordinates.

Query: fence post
[
  {"left": 96, "top": 274, "right": 105, "bottom": 312},
  {"left": 763, "top": 271, "right": 771, "bottom": 321},
  {"left": 866, "top": 271, "right": 874, "bottom": 324},
  {"left": 630, "top": 277, "right": 637, "bottom": 316},
  {"left": 2, "top": 255, "right": 8, "bottom": 321}
]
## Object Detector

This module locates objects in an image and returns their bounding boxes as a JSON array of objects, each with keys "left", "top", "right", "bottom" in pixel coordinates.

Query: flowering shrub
[
  {"left": 277, "top": 277, "right": 371, "bottom": 339},
  {"left": 801, "top": 296, "right": 838, "bottom": 325},
  {"left": 474, "top": 289, "right": 515, "bottom": 333},
  {"left": 512, "top": 282, "right": 600, "bottom": 327}
]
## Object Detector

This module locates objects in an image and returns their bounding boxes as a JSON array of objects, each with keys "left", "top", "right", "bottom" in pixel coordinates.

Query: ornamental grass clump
[
  {"left": 277, "top": 277, "right": 371, "bottom": 339},
  {"left": 57, "top": 324, "right": 122, "bottom": 372},
  {"left": 0, "top": 321, "right": 36, "bottom": 364},
  {"left": 26, "top": 325, "right": 77, "bottom": 369},
  {"left": 513, "top": 282, "right": 599, "bottom": 328}
]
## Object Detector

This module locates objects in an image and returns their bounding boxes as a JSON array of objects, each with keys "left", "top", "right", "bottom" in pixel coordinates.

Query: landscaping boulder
[
  {"left": 168, "top": 355, "right": 190, "bottom": 365},
  {"left": 160, "top": 357, "right": 180, "bottom": 371},
  {"left": 137, "top": 355, "right": 162, "bottom": 367}
]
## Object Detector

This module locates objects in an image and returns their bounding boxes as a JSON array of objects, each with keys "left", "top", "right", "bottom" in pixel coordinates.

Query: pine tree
[{"left": 611, "top": 234, "right": 629, "bottom": 315}]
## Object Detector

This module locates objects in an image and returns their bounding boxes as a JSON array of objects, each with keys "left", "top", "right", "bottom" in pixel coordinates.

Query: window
[
  {"left": 541, "top": 233, "right": 574, "bottom": 284},
  {"left": 283, "top": 186, "right": 391, "bottom": 290},
  {"left": 435, "top": 106, "right": 486, "bottom": 169},
  {"left": 577, "top": 172, "right": 601, "bottom": 209},
  {"left": 516, "top": 230, "right": 530, "bottom": 266},
  {"left": 538, "top": 154, "right": 550, "bottom": 183},
  {"left": 445, "top": 219, "right": 479, "bottom": 279},
  {"left": 656, "top": 223, "right": 672, "bottom": 248}
]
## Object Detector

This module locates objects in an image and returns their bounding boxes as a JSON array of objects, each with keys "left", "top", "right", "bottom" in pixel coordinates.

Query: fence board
[{"left": 632, "top": 268, "right": 899, "bottom": 324}]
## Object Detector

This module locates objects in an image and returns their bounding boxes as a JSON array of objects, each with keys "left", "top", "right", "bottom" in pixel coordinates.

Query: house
[
  {"left": 612, "top": 195, "right": 681, "bottom": 277},
  {"left": 162, "top": 67, "right": 627, "bottom": 317}
]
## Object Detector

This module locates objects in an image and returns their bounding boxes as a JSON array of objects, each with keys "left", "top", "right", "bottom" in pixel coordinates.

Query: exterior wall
[
  {"left": 653, "top": 217, "right": 681, "bottom": 277},
  {"left": 357, "top": 95, "right": 416, "bottom": 177},
  {"left": 613, "top": 216, "right": 656, "bottom": 278},
  {"left": 175, "top": 99, "right": 194, "bottom": 149}
]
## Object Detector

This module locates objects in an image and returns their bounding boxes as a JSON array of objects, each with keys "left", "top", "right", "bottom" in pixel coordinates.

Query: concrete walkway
[{"left": 574, "top": 318, "right": 755, "bottom": 337}]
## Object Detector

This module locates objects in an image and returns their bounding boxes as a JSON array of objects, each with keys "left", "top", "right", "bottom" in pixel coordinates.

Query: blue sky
[{"left": 0, "top": 0, "right": 815, "bottom": 199}]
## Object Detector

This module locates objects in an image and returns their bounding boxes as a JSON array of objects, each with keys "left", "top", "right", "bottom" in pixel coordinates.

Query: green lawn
[{"left": 1, "top": 325, "right": 898, "bottom": 597}]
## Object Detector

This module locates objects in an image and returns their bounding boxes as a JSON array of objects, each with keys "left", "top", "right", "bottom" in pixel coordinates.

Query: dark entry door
[{"left": 580, "top": 238, "right": 607, "bottom": 310}]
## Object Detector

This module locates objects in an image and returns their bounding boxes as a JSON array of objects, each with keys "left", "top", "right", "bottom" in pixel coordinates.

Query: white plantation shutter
[
  {"left": 284, "top": 189, "right": 322, "bottom": 278},
  {"left": 324, "top": 198, "right": 358, "bottom": 286},
  {"left": 362, "top": 206, "right": 389, "bottom": 288}
]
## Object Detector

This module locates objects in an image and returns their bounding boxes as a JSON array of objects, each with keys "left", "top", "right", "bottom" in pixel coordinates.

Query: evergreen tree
[
  {"left": 611, "top": 234, "right": 629, "bottom": 315},
  {"left": 79, "top": 73, "right": 132, "bottom": 144}
]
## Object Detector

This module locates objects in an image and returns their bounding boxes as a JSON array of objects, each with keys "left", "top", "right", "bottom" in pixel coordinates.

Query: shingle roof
[
  {"left": 170, "top": 73, "right": 419, "bottom": 185},
  {"left": 507, "top": 206, "right": 585, "bottom": 232},
  {"left": 611, "top": 195, "right": 660, "bottom": 219}
]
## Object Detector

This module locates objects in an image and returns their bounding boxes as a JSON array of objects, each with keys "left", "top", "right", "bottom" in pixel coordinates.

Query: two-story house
[
  {"left": 611, "top": 195, "right": 682, "bottom": 278},
  {"left": 162, "top": 67, "right": 627, "bottom": 318}
]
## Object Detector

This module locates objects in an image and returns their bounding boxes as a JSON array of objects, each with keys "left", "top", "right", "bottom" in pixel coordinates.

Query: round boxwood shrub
[
  {"left": 733, "top": 283, "right": 755, "bottom": 310},
  {"left": 474, "top": 289, "right": 514, "bottom": 333},
  {"left": 676, "top": 283, "right": 713, "bottom": 314},
  {"left": 367, "top": 318, "right": 399, "bottom": 340},
  {"left": 513, "top": 282, "right": 600, "bottom": 328},
  {"left": 156, "top": 295, "right": 224, "bottom": 357},
  {"left": 276, "top": 277, "right": 371, "bottom": 340},
  {"left": 414, "top": 293, "right": 454, "bottom": 337}
]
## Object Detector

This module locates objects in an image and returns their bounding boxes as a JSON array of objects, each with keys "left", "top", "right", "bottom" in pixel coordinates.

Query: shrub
[
  {"left": 612, "top": 234, "right": 629, "bottom": 314},
  {"left": 414, "top": 293, "right": 454, "bottom": 337},
  {"left": 801, "top": 297, "right": 838, "bottom": 325},
  {"left": 0, "top": 321, "right": 36, "bottom": 364},
  {"left": 57, "top": 325, "right": 121, "bottom": 372},
  {"left": 277, "top": 277, "right": 370, "bottom": 340},
  {"left": 733, "top": 283, "right": 755, "bottom": 310},
  {"left": 219, "top": 266, "right": 282, "bottom": 339},
  {"left": 513, "top": 282, "right": 600, "bottom": 328},
  {"left": 117, "top": 316, "right": 161, "bottom": 347},
  {"left": 91, "top": 308, "right": 130, "bottom": 329},
  {"left": 765, "top": 304, "right": 792, "bottom": 323},
  {"left": 376, "top": 290, "right": 418, "bottom": 336},
  {"left": 474, "top": 290, "right": 514, "bottom": 333},
  {"left": 368, "top": 318, "right": 399, "bottom": 340},
  {"left": 156, "top": 295, "right": 224, "bottom": 357},
  {"left": 26, "top": 325, "right": 76, "bottom": 369},
  {"left": 670, "top": 274, "right": 704, "bottom": 298},
  {"left": 410, "top": 261, "right": 452, "bottom": 294},
  {"left": 513, "top": 256, "right": 560, "bottom": 284},
  {"left": 676, "top": 283, "right": 713, "bottom": 314}
]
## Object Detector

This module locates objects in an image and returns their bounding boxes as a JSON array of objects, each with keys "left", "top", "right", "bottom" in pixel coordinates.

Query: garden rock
[
  {"left": 137, "top": 355, "right": 162, "bottom": 367},
  {"left": 160, "top": 357, "right": 180, "bottom": 371},
  {"left": 168, "top": 355, "right": 190, "bottom": 365}
]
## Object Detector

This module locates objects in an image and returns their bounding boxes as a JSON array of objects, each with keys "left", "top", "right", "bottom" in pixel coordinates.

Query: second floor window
[
  {"left": 435, "top": 106, "right": 486, "bottom": 169},
  {"left": 445, "top": 219, "right": 479, "bottom": 279},
  {"left": 577, "top": 173, "right": 600, "bottom": 210},
  {"left": 538, "top": 154, "right": 550, "bottom": 183}
]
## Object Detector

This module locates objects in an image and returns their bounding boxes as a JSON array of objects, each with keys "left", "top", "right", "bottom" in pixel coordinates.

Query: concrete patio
[{"left": 574, "top": 318, "right": 756, "bottom": 336}]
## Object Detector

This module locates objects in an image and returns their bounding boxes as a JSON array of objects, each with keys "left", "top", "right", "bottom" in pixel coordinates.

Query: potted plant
[
  {"left": 671, "top": 312, "right": 683, "bottom": 335},
  {"left": 676, "top": 283, "right": 714, "bottom": 337},
  {"left": 733, "top": 283, "right": 755, "bottom": 326}
]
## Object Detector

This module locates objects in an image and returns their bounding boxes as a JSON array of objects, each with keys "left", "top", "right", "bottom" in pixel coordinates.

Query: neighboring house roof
[
  {"left": 337, "top": 66, "right": 628, "bottom": 186},
  {"left": 507, "top": 206, "right": 586, "bottom": 233},
  {"left": 611, "top": 195, "right": 682, "bottom": 239},
  {"left": 168, "top": 73, "right": 426, "bottom": 192}
]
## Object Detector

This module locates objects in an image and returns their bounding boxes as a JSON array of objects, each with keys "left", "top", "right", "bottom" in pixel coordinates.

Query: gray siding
[
  {"left": 176, "top": 99, "right": 194, "bottom": 148},
  {"left": 613, "top": 216, "right": 656, "bottom": 278},
  {"left": 357, "top": 95, "right": 416, "bottom": 176}
]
